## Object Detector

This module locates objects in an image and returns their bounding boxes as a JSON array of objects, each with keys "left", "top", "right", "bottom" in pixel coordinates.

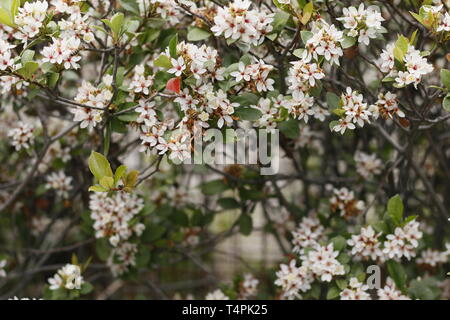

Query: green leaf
[
  {"left": 271, "top": 11, "right": 290, "bottom": 33},
  {"left": 300, "top": 1, "right": 313, "bottom": 25},
  {"left": 95, "top": 239, "right": 111, "bottom": 261},
  {"left": 154, "top": 54, "right": 172, "bottom": 69},
  {"left": 119, "top": 0, "right": 140, "bottom": 15},
  {"left": 123, "top": 169, "right": 139, "bottom": 190},
  {"left": 88, "top": 151, "right": 113, "bottom": 181},
  {"left": 278, "top": 119, "right": 299, "bottom": 139},
  {"left": 169, "top": 34, "right": 178, "bottom": 58},
  {"left": 46, "top": 72, "right": 59, "bottom": 89},
  {"left": 329, "top": 120, "right": 339, "bottom": 132},
  {"left": 200, "top": 179, "right": 228, "bottom": 195},
  {"left": 21, "top": 50, "right": 35, "bottom": 64},
  {"left": 99, "top": 176, "right": 114, "bottom": 189},
  {"left": 170, "top": 210, "right": 189, "bottom": 226},
  {"left": 234, "top": 107, "right": 262, "bottom": 121},
  {"left": 0, "top": 8, "right": 14, "bottom": 27},
  {"left": 187, "top": 27, "right": 211, "bottom": 41},
  {"left": 410, "top": 11, "right": 423, "bottom": 25},
  {"left": 443, "top": 94, "right": 450, "bottom": 112},
  {"left": 387, "top": 260, "right": 407, "bottom": 292},
  {"left": 293, "top": 48, "right": 304, "bottom": 58},
  {"left": 88, "top": 185, "right": 109, "bottom": 192},
  {"left": 326, "top": 92, "right": 340, "bottom": 110},
  {"left": 142, "top": 225, "right": 166, "bottom": 242},
  {"left": 341, "top": 35, "right": 356, "bottom": 49},
  {"left": 387, "top": 194, "right": 404, "bottom": 226},
  {"left": 114, "top": 165, "right": 127, "bottom": 186},
  {"left": 230, "top": 92, "right": 259, "bottom": 106},
  {"left": 332, "top": 108, "right": 345, "bottom": 117},
  {"left": 17, "top": 61, "right": 39, "bottom": 79},
  {"left": 110, "top": 12, "right": 124, "bottom": 39},
  {"left": 440, "top": 69, "right": 450, "bottom": 90},
  {"left": 382, "top": 76, "right": 395, "bottom": 82},
  {"left": 218, "top": 197, "right": 240, "bottom": 210},
  {"left": 410, "top": 29, "right": 419, "bottom": 46},
  {"left": 118, "top": 111, "right": 139, "bottom": 122},
  {"left": 80, "top": 282, "right": 94, "bottom": 295},
  {"left": 394, "top": 35, "right": 409, "bottom": 63},
  {"left": 238, "top": 213, "right": 252, "bottom": 235},
  {"left": 135, "top": 246, "right": 151, "bottom": 268},
  {"left": 408, "top": 277, "right": 441, "bottom": 300},
  {"left": 372, "top": 220, "right": 390, "bottom": 234},
  {"left": 300, "top": 31, "right": 313, "bottom": 44},
  {"left": 336, "top": 279, "right": 348, "bottom": 291},
  {"left": 10, "top": 0, "right": 19, "bottom": 17},
  {"left": 330, "top": 236, "right": 347, "bottom": 252},
  {"left": 326, "top": 285, "right": 340, "bottom": 300}
]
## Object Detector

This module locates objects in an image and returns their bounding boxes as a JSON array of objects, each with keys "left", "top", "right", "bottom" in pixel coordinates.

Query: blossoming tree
[{"left": 0, "top": 0, "right": 449, "bottom": 300}]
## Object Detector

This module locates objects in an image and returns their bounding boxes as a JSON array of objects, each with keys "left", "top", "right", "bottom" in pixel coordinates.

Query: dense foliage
[{"left": 0, "top": 0, "right": 449, "bottom": 300}]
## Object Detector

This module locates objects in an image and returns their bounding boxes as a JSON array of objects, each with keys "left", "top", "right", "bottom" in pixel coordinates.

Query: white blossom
[
  {"left": 8, "top": 121, "right": 35, "bottom": 151},
  {"left": 48, "top": 264, "right": 84, "bottom": 290},
  {"left": 340, "top": 277, "right": 372, "bottom": 300},
  {"left": 45, "top": 171, "right": 73, "bottom": 198},
  {"left": 211, "top": 0, "right": 274, "bottom": 46}
]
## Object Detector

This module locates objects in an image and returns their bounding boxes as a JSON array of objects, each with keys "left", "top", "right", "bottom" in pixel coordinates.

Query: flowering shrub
[{"left": 0, "top": 0, "right": 449, "bottom": 301}]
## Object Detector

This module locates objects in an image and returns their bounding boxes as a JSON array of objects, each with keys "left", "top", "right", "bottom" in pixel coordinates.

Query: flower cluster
[
  {"left": 354, "top": 151, "right": 382, "bottom": 179},
  {"left": 291, "top": 215, "right": 325, "bottom": 254},
  {"left": 306, "top": 21, "right": 344, "bottom": 65},
  {"left": 274, "top": 259, "right": 313, "bottom": 300},
  {"left": 7, "top": 121, "right": 35, "bottom": 151},
  {"left": 377, "top": 43, "right": 433, "bottom": 88},
  {"left": 41, "top": 36, "right": 82, "bottom": 70},
  {"left": 287, "top": 55, "right": 324, "bottom": 93},
  {"left": 181, "top": 226, "right": 201, "bottom": 247},
  {"left": 383, "top": 220, "right": 423, "bottom": 260},
  {"left": 53, "top": 0, "right": 84, "bottom": 15},
  {"left": 420, "top": 5, "right": 450, "bottom": 33},
  {"left": 332, "top": 87, "right": 372, "bottom": 134},
  {"left": 211, "top": 0, "right": 274, "bottom": 45},
  {"left": 275, "top": 243, "right": 345, "bottom": 299},
  {"left": 330, "top": 187, "right": 365, "bottom": 219},
  {"left": 89, "top": 192, "right": 145, "bottom": 247},
  {"left": 58, "top": 13, "right": 95, "bottom": 43},
  {"left": 337, "top": 4, "right": 385, "bottom": 45},
  {"left": 416, "top": 245, "right": 450, "bottom": 267},
  {"left": 369, "top": 91, "right": 405, "bottom": 120},
  {"left": 301, "top": 243, "right": 345, "bottom": 282},
  {"left": 48, "top": 264, "right": 84, "bottom": 290},
  {"left": 72, "top": 79, "right": 113, "bottom": 129},
  {"left": 129, "top": 65, "right": 155, "bottom": 96},
  {"left": 287, "top": 90, "right": 329, "bottom": 123},
  {"left": 347, "top": 225, "right": 383, "bottom": 261},
  {"left": 0, "top": 39, "right": 15, "bottom": 71},
  {"left": 230, "top": 60, "right": 275, "bottom": 92},
  {"left": 107, "top": 242, "right": 139, "bottom": 276},
  {"left": 239, "top": 273, "right": 259, "bottom": 299},
  {"left": 250, "top": 96, "right": 284, "bottom": 132},
  {"left": 14, "top": 0, "right": 48, "bottom": 43},
  {"left": 45, "top": 171, "right": 73, "bottom": 199},
  {"left": 377, "top": 277, "right": 410, "bottom": 300},
  {"left": 339, "top": 277, "right": 371, "bottom": 300},
  {"left": 166, "top": 41, "right": 225, "bottom": 85}
]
